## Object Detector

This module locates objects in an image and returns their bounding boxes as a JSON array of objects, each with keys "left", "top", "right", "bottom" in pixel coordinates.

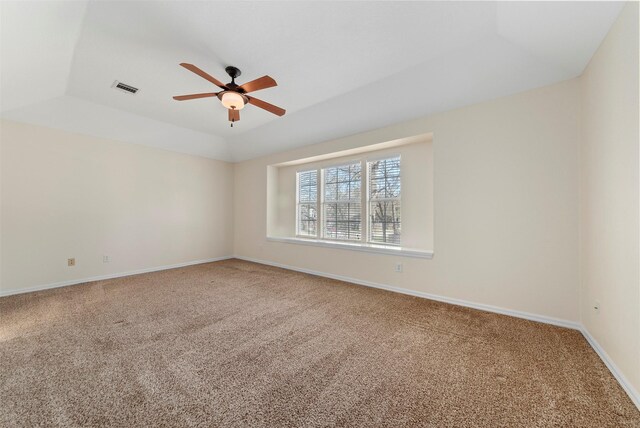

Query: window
[
  {"left": 368, "top": 157, "right": 401, "bottom": 245},
  {"left": 296, "top": 170, "right": 318, "bottom": 237},
  {"left": 323, "top": 163, "right": 361, "bottom": 241},
  {"left": 296, "top": 156, "right": 401, "bottom": 246}
]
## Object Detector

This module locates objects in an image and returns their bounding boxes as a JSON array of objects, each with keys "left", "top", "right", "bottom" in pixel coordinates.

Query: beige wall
[
  {"left": 234, "top": 78, "right": 581, "bottom": 323},
  {"left": 580, "top": 2, "right": 639, "bottom": 396},
  {"left": 270, "top": 141, "right": 433, "bottom": 250},
  {"left": 0, "top": 120, "right": 234, "bottom": 295}
]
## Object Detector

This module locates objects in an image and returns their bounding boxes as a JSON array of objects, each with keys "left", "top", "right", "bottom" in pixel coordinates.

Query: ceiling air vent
[{"left": 111, "top": 80, "right": 139, "bottom": 95}]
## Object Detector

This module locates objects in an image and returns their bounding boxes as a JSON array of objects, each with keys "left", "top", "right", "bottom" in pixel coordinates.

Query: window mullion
[
  {"left": 296, "top": 172, "right": 300, "bottom": 236},
  {"left": 361, "top": 159, "right": 367, "bottom": 244},
  {"left": 317, "top": 168, "right": 322, "bottom": 239}
]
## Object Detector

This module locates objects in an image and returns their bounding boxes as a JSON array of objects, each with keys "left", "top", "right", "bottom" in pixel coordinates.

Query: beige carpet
[{"left": 0, "top": 259, "right": 638, "bottom": 427}]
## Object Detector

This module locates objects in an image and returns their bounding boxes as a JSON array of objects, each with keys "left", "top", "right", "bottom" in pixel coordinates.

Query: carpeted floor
[{"left": 0, "top": 259, "right": 638, "bottom": 427}]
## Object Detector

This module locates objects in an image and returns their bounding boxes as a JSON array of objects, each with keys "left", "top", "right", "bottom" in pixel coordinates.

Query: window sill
[{"left": 266, "top": 236, "right": 433, "bottom": 259}]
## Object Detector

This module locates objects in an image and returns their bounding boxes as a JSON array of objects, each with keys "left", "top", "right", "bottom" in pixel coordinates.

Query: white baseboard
[
  {"left": 580, "top": 327, "right": 640, "bottom": 410},
  {"left": 234, "top": 255, "right": 639, "bottom": 411},
  {"left": 0, "top": 256, "right": 232, "bottom": 297},
  {"left": 233, "top": 255, "right": 580, "bottom": 330}
]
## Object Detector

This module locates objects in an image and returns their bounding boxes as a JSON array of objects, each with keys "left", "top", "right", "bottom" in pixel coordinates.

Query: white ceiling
[{"left": 0, "top": 1, "right": 624, "bottom": 162}]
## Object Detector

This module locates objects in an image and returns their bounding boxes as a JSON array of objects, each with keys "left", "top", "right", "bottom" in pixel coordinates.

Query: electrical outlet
[
  {"left": 67, "top": 258, "right": 75, "bottom": 267},
  {"left": 103, "top": 255, "right": 110, "bottom": 263},
  {"left": 395, "top": 262, "right": 403, "bottom": 273}
]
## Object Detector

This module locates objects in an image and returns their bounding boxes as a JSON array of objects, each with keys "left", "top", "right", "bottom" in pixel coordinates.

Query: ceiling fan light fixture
[
  {"left": 174, "top": 64, "right": 286, "bottom": 123},
  {"left": 220, "top": 91, "right": 246, "bottom": 110}
]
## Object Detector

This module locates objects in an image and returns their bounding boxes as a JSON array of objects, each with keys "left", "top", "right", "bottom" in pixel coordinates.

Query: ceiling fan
[{"left": 173, "top": 63, "right": 285, "bottom": 127}]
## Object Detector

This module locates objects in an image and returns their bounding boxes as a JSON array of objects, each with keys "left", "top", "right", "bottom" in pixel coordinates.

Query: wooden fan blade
[
  {"left": 173, "top": 92, "right": 219, "bottom": 101},
  {"left": 238, "top": 75, "right": 277, "bottom": 93},
  {"left": 228, "top": 109, "right": 240, "bottom": 122},
  {"left": 180, "top": 63, "right": 227, "bottom": 89},
  {"left": 247, "top": 96, "right": 286, "bottom": 116}
]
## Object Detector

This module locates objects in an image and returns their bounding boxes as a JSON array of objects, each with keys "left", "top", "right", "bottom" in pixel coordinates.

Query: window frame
[
  {"left": 321, "top": 161, "right": 363, "bottom": 243},
  {"left": 366, "top": 155, "right": 402, "bottom": 246},
  {"left": 295, "top": 154, "right": 401, "bottom": 247},
  {"left": 295, "top": 168, "right": 319, "bottom": 238}
]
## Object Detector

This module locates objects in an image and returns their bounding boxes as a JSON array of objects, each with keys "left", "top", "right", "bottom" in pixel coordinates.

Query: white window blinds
[
  {"left": 368, "top": 157, "right": 401, "bottom": 245},
  {"left": 297, "top": 170, "right": 318, "bottom": 237},
  {"left": 296, "top": 156, "right": 401, "bottom": 246}
]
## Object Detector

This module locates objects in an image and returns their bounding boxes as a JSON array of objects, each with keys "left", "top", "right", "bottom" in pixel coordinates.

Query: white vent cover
[{"left": 111, "top": 80, "right": 139, "bottom": 95}]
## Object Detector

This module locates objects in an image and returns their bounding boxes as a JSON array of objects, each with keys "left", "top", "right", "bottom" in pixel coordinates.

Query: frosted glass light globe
[{"left": 220, "top": 92, "right": 246, "bottom": 110}]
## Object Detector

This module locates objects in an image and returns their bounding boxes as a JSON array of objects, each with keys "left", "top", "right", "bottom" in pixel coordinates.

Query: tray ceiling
[{"left": 0, "top": 1, "right": 624, "bottom": 161}]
